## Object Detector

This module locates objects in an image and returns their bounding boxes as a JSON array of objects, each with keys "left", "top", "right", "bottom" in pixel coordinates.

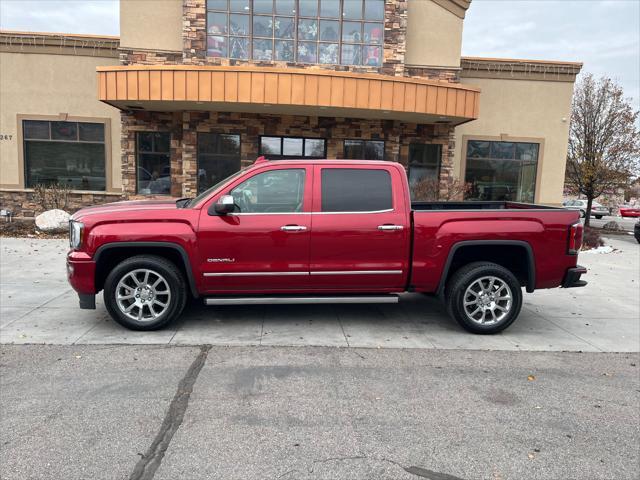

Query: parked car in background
[
  {"left": 563, "top": 199, "right": 610, "bottom": 219},
  {"left": 619, "top": 205, "right": 640, "bottom": 218},
  {"left": 67, "top": 158, "right": 587, "bottom": 335}
]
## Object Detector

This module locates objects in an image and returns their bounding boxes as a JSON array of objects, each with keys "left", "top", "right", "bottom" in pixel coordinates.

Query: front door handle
[
  {"left": 378, "top": 224, "right": 404, "bottom": 231},
  {"left": 281, "top": 225, "right": 308, "bottom": 232}
]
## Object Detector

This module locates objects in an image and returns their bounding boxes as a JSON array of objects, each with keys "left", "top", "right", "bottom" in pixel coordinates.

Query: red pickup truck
[{"left": 67, "top": 158, "right": 586, "bottom": 334}]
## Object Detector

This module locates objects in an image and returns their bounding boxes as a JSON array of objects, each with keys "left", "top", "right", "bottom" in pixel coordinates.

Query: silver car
[{"left": 562, "top": 199, "right": 610, "bottom": 219}]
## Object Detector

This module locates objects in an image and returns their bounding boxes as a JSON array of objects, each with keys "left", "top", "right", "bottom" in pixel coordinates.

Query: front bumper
[
  {"left": 562, "top": 265, "right": 588, "bottom": 288},
  {"left": 67, "top": 251, "right": 97, "bottom": 309}
]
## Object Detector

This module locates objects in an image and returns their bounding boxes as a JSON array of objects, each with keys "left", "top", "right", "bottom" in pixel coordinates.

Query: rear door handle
[
  {"left": 378, "top": 224, "right": 404, "bottom": 231},
  {"left": 281, "top": 225, "right": 307, "bottom": 232}
]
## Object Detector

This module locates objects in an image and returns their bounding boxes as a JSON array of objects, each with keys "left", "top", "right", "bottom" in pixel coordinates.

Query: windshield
[{"left": 188, "top": 168, "right": 249, "bottom": 208}]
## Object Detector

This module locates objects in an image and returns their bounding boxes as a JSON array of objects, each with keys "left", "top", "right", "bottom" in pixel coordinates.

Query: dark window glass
[
  {"left": 283, "top": 137, "right": 303, "bottom": 156},
  {"left": 408, "top": 144, "right": 442, "bottom": 190},
  {"left": 197, "top": 133, "right": 241, "bottom": 194},
  {"left": 230, "top": 36, "right": 250, "bottom": 58},
  {"left": 464, "top": 140, "right": 539, "bottom": 203},
  {"left": 320, "top": 0, "right": 340, "bottom": 17},
  {"left": 253, "top": 15, "right": 273, "bottom": 36},
  {"left": 321, "top": 168, "right": 392, "bottom": 212},
  {"left": 305, "top": 138, "right": 325, "bottom": 157},
  {"left": 275, "top": 40, "right": 294, "bottom": 60},
  {"left": 364, "top": 0, "right": 384, "bottom": 20},
  {"left": 259, "top": 136, "right": 326, "bottom": 159},
  {"left": 275, "top": 0, "right": 295, "bottom": 15},
  {"left": 253, "top": 38, "right": 273, "bottom": 60},
  {"left": 137, "top": 132, "right": 171, "bottom": 195},
  {"left": 230, "top": 168, "right": 305, "bottom": 213},
  {"left": 254, "top": 0, "right": 273, "bottom": 14},
  {"left": 78, "top": 123, "right": 105, "bottom": 142},
  {"left": 230, "top": 14, "right": 250, "bottom": 34},
  {"left": 51, "top": 121, "right": 77, "bottom": 141},
  {"left": 229, "top": 0, "right": 249, "bottom": 12},
  {"left": 343, "top": 0, "right": 362, "bottom": 19},
  {"left": 298, "top": 19, "right": 318, "bottom": 40},
  {"left": 343, "top": 139, "right": 384, "bottom": 160},
  {"left": 208, "top": 0, "right": 228, "bottom": 10},
  {"left": 364, "top": 22, "right": 383, "bottom": 44},
  {"left": 299, "top": 0, "right": 318, "bottom": 16},
  {"left": 342, "top": 21, "right": 362, "bottom": 42},
  {"left": 275, "top": 16, "right": 295, "bottom": 38},
  {"left": 297, "top": 42, "right": 317, "bottom": 63},
  {"left": 23, "top": 120, "right": 106, "bottom": 191},
  {"left": 23, "top": 120, "right": 49, "bottom": 139},
  {"left": 207, "top": 12, "right": 228, "bottom": 34},
  {"left": 260, "top": 136, "right": 282, "bottom": 155}
]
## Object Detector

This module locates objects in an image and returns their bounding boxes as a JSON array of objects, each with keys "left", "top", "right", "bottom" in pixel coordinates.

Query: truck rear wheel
[
  {"left": 446, "top": 262, "right": 522, "bottom": 334},
  {"left": 104, "top": 255, "right": 187, "bottom": 331}
]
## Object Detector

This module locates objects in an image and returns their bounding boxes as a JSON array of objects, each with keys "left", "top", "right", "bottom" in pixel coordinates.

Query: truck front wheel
[
  {"left": 103, "top": 255, "right": 187, "bottom": 331},
  {"left": 446, "top": 262, "right": 523, "bottom": 334}
]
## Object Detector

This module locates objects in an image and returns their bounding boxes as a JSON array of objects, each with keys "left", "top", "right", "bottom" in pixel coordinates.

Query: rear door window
[{"left": 321, "top": 168, "right": 392, "bottom": 212}]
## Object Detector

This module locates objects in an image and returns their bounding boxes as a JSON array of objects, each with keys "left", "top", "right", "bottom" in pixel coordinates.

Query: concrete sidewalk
[{"left": 1, "top": 236, "right": 638, "bottom": 352}]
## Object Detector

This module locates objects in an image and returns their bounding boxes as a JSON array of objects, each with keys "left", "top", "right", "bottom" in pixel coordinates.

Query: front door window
[{"left": 464, "top": 140, "right": 539, "bottom": 203}]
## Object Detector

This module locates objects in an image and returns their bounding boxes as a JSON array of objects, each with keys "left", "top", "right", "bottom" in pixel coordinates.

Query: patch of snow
[{"left": 582, "top": 245, "right": 615, "bottom": 254}]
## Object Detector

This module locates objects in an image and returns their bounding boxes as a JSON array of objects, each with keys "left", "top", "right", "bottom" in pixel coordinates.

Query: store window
[
  {"left": 23, "top": 119, "right": 107, "bottom": 191},
  {"left": 198, "top": 133, "right": 241, "bottom": 193},
  {"left": 206, "top": 0, "right": 384, "bottom": 65},
  {"left": 464, "top": 140, "right": 539, "bottom": 203},
  {"left": 259, "top": 136, "right": 326, "bottom": 159},
  {"left": 343, "top": 139, "right": 384, "bottom": 160},
  {"left": 408, "top": 144, "right": 441, "bottom": 187},
  {"left": 137, "top": 132, "right": 171, "bottom": 195}
]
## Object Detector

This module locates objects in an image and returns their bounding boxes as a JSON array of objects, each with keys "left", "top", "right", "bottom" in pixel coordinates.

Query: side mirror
[{"left": 213, "top": 195, "right": 236, "bottom": 215}]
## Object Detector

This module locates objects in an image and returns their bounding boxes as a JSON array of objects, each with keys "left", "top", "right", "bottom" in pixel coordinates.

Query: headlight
[{"left": 69, "top": 221, "right": 84, "bottom": 249}]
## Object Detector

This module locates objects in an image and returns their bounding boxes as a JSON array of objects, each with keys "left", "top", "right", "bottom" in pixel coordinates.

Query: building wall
[
  {"left": 121, "top": 110, "right": 454, "bottom": 198},
  {"left": 119, "top": 0, "right": 182, "bottom": 53},
  {"left": 453, "top": 76, "right": 575, "bottom": 205},
  {"left": 0, "top": 51, "right": 122, "bottom": 190},
  {"left": 406, "top": 0, "right": 464, "bottom": 69}
]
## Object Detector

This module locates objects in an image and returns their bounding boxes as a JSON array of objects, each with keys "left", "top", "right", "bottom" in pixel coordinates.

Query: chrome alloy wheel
[
  {"left": 115, "top": 269, "right": 171, "bottom": 322},
  {"left": 463, "top": 276, "right": 513, "bottom": 326}
]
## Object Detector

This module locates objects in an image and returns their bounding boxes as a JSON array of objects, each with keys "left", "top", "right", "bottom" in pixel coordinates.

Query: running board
[{"left": 204, "top": 295, "right": 399, "bottom": 305}]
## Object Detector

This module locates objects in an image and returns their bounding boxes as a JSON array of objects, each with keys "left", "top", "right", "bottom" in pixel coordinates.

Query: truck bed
[{"left": 412, "top": 201, "right": 560, "bottom": 211}]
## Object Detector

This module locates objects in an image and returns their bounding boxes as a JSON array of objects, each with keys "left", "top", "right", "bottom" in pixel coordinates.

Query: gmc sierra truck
[{"left": 67, "top": 158, "right": 587, "bottom": 334}]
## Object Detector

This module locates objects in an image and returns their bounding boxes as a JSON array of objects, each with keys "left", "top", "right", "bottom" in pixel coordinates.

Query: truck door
[
  {"left": 198, "top": 166, "right": 312, "bottom": 293},
  {"left": 309, "top": 165, "right": 410, "bottom": 291}
]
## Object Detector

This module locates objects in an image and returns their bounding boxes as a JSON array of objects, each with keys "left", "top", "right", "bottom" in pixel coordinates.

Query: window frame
[
  {"left": 205, "top": 0, "right": 384, "bottom": 66},
  {"left": 135, "top": 131, "right": 172, "bottom": 196},
  {"left": 258, "top": 134, "right": 327, "bottom": 159},
  {"left": 17, "top": 114, "right": 113, "bottom": 192},
  {"left": 460, "top": 135, "right": 544, "bottom": 204},
  {"left": 197, "top": 132, "right": 242, "bottom": 194}
]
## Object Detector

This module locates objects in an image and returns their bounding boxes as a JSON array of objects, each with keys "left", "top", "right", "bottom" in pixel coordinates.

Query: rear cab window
[{"left": 320, "top": 168, "right": 393, "bottom": 212}]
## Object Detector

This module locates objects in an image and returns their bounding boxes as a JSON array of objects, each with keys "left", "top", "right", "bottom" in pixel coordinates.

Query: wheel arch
[
  {"left": 94, "top": 242, "right": 199, "bottom": 298},
  {"left": 437, "top": 240, "right": 536, "bottom": 295}
]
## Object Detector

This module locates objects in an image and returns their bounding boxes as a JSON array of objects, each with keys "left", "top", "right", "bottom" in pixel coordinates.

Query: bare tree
[
  {"left": 411, "top": 176, "right": 471, "bottom": 202},
  {"left": 566, "top": 74, "right": 640, "bottom": 226}
]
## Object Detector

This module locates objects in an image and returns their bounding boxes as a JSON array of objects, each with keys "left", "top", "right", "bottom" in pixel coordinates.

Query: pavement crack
[{"left": 129, "top": 344, "right": 212, "bottom": 480}]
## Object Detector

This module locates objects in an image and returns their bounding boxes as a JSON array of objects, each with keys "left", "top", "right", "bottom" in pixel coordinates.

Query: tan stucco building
[{"left": 0, "top": 0, "right": 581, "bottom": 217}]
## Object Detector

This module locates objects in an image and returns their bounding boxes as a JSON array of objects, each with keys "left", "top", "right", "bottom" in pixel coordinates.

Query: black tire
[
  {"left": 103, "top": 255, "right": 187, "bottom": 331},
  {"left": 595, "top": 215, "right": 602, "bottom": 219},
  {"left": 445, "top": 262, "right": 523, "bottom": 334}
]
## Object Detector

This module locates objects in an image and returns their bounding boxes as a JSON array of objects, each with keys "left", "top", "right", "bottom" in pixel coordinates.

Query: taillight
[{"left": 568, "top": 222, "right": 583, "bottom": 254}]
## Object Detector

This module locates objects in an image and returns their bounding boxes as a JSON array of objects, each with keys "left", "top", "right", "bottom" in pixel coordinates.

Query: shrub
[
  {"left": 411, "top": 176, "right": 472, "bottom": 201},
  {"left": 32, "top": 183, "right": 71, "bottom": 211},
  {"left": 582, "top": 226, "right": 604, "bottom": 250}
]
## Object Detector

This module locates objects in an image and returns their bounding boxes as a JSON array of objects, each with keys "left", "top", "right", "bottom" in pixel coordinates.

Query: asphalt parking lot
[{"left": 1, "top": 235, "right": 638, "bottom": 352}]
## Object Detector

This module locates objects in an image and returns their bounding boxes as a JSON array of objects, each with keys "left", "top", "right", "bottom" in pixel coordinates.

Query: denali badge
[{"left": 207, "top": 258, "right": 235, "bottom": 263}]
